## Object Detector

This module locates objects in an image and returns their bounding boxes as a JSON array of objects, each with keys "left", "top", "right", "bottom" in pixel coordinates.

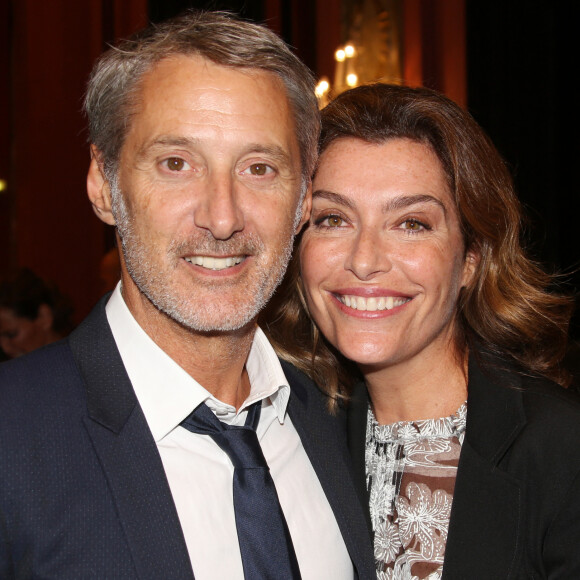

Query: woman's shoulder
[
  {"left": 472, "top": 345, "right": 580, "bottom": 406},
  {"left": 468, "top": 347, "right": 580, "bottom": 453},
  {"left": 479, "top": 348, "right": 580, "bottom": 420},
  {"left": 518, "top": 372, "right": 580, "bottom": 434}
]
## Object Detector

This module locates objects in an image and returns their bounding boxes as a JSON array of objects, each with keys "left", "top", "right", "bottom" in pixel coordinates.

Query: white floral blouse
[{"left": 366, "top": 403, "right": 467, "bottom": 580}]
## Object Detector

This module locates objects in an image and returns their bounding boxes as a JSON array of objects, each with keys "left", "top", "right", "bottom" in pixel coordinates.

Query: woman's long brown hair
[{"left": 261, "top": 84, "right": 574, "bottom": 410}]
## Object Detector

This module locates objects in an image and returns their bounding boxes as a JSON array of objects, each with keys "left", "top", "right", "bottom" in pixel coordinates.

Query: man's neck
[{"left": 123, "top": 286, "right": 256, "bottom": 410}]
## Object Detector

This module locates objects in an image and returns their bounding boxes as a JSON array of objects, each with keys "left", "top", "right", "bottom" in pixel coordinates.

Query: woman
[
  {"left": 0, "top": 268, "right": 74, "bottom": 358},
  {"left": 264, "top": 84, "right": 579, "bottom": 578}
]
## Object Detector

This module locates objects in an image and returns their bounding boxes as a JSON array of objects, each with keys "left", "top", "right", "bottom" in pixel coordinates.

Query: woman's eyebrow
[
  {"left": 312, "top": 190, "right": 448, "bottom": 215},
  {"left": 382, "top": 194, "right": 447, "bottom": 215},
  {"left": 312, "top": 189, "right": 356, "bottom": 210}
]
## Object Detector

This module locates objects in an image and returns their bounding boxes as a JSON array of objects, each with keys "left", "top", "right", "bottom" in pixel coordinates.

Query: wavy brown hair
[{"left": 261, "top": 83, "right": 574, "bottom": 409}]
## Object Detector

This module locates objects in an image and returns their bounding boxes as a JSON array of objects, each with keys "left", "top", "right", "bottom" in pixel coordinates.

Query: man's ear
[
  {"left": 295, "top": 181, "right": 312, "bottom": 234},
  {"left": 87, "top": 146, "right": 116, "bottom": 226}
]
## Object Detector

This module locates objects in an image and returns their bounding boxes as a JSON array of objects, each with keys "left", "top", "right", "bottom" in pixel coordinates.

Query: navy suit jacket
[
  {"left": 347, "top": 350, "right": 580, "bottom": 578},
  {"left": 0, "top": 297, "right": 375, "bottom": 579}
]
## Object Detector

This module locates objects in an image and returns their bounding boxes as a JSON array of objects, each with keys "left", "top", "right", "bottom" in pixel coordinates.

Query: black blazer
[
  {"left": 347, "top": 350, "right": 580, "bottom": 579},
  {"left": 0, "top": 297, "right": 375, "bottom": 579}
]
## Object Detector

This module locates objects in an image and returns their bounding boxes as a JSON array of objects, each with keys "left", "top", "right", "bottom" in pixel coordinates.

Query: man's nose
[{"left": 194, "top": 174, "right": 245, "bottom": 240}]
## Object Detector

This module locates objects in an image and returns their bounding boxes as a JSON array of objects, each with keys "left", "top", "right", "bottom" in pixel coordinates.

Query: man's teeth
[
  {"left": 339, "top": 294, "right": 410, "bottom": 312},
  {"left": 185, "top": 256, "right": 243, "bottom": 271}
]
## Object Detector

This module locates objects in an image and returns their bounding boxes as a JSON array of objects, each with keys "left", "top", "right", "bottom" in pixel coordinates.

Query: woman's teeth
[{"left": 339, "top": 294, "right": 410, "bottom": 311}]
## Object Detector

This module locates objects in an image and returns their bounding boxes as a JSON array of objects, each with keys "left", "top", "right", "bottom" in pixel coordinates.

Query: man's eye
[
  {"left": 244, "top": 163, "right": 273, "bottom": 176},
  {"left": 163, "top": 158, "right": 190, "bottom": 171}
]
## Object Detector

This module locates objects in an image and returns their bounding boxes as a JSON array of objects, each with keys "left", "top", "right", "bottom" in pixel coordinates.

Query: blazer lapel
[
  {"left": 68, "top": 297, "right": 194, "bottom": 580},
  {"left": 282, "top": 361, "right": 375, "bottom": 580},
  {"left": 443, "top": 353, "right": 526, "bottom": 578},
  {"left": 346, "top": 381, "right": 373, "bottom": 535}
]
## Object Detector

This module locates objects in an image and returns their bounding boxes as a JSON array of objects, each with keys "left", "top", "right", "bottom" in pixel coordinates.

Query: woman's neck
[{"left": 362, "top": 340, "right": 468, "bottom": 425}]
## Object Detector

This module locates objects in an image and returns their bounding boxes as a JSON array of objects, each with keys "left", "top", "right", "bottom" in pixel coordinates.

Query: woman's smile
[
  {"left": 326, "top": 289, "right": 413, "bottom": 319},
  {"left": 300, "top": 136, "right": 477, "bottom": 372}
]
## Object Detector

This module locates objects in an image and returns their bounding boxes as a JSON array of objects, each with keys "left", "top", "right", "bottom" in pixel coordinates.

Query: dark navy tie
[{"left": 181, "top": 401, "right": 302, "bottom": 579}]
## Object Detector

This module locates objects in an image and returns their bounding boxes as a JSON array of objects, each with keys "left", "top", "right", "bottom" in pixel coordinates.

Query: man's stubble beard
[{"left": 109, "top": 176, "right": 302, "bottom": 333}]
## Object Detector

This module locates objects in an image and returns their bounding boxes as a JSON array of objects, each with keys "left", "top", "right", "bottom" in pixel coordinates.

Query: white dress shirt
[{"left": 106, "top": 285, "right": 353, "bottom": 579}]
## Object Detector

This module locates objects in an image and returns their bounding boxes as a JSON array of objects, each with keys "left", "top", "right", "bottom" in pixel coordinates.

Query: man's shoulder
[
  {"left": 0, "top": 294, "right": 112, "bottom": 402},
  {"left": 0, "top": 339, "right": 83, "bottom": 410},
  {"left": 0, "top": 338, "right": 77, "bottom": 384}
]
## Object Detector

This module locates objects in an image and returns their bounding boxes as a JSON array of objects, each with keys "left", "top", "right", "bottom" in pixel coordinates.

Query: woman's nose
[{"left": 345, "top": 228, "right": 392, "bottom": 280}]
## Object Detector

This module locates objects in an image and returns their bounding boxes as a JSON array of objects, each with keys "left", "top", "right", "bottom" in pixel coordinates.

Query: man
[{"left": 0, "top": 11, "right": 374, "bottom": 580}]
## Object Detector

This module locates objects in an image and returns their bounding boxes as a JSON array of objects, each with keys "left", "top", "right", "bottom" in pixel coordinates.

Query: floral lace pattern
[{"left": 366, "top": 404, "right": 467, "bottom": 580}]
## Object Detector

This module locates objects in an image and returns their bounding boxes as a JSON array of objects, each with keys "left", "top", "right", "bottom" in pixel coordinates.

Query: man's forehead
[
  {"left": 125, "top": 55, "right": 292, "bottom": 134},
  {"left": 139, "top": 54, "right": 286, "bottom": 99},
  {"left": 114, "top": 53, "right": 302, "bottom": 177}
]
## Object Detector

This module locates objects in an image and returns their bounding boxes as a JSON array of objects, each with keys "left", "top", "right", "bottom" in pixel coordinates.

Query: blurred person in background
[{"left": 0, "top": 268, "right": 74, "bottom": 358}]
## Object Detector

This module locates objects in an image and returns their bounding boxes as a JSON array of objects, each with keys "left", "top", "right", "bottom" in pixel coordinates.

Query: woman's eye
[
  {"left": 327, "top": 215, "right": 344, "bottom": 227},
  {"left": 401, "top": 218, "right": 428, "bottom": 232},
  {"left": 315, "top": 214, "right": 345, "bottom": 228},
  {"left": 163, "top": 157, "right": 191, "bottom": 171},
  {"left": 244, "top": 163, "right": 273, "bottom": 176}
]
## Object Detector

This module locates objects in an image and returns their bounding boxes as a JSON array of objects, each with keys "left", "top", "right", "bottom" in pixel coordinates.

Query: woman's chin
[{"left": 334, "top": 338, "right": 397, "bottom": 369}]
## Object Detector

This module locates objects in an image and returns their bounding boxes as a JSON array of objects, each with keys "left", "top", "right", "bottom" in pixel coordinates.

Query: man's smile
[{"left": 184, "top": 255, "right": 245, "bottom": 271}]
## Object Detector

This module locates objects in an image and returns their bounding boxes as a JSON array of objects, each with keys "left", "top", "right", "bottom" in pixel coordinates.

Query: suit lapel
[
  {"left": 443, "top": 353, "right": 526, "bottom": 578},
  {"left": 281, "top": 361, "right": 375, "bottom": 580},
  {"left": 68, "top": 297, "right": 194, "bottom": 580}
]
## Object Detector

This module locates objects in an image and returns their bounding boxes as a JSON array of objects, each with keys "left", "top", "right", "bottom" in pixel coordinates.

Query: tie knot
[
  {"left": 181, "top": 401, "right": 268, "bottom": 470},
  {"left": 213, "top": 427, "right": 266, "bottom": 469}
]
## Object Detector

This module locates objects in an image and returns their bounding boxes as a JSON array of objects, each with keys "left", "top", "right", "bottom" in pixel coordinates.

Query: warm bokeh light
[
  {"left": 346, "top": 73, "right": 358, "bottom": 87},
  {"left": 335, "top": 49, "right": 346, "bottom": 62},
  {"left": 315, "top": 79, "right": 330, "bottom": 97},
  {"left": 344, "top": 45, "right": 355, "bottom": 58},
  {"left": 0, "top": 179, "right": 7, "bottom": 193}
]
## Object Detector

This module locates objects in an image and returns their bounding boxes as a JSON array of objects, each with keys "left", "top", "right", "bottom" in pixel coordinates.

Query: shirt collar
[{"left": 105, "top": 284, "right": 290, "bottom": 441}]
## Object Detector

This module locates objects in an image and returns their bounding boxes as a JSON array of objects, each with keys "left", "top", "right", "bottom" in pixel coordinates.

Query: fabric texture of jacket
[
  {"left": 0, "top": 296, "right": 375, "bottom": 580},
  {"left": 347, "top": 349, "right": 580, "bottom": 579}
]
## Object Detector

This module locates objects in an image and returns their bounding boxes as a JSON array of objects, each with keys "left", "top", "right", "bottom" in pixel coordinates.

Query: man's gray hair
[{"left": 84, "top": 10, "right": 320, "bottom": 183}]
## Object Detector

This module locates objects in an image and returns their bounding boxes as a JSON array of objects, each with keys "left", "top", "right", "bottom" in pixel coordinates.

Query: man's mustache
[{"left": 169, "top": 232, "right": 264, "bottom": 256}]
